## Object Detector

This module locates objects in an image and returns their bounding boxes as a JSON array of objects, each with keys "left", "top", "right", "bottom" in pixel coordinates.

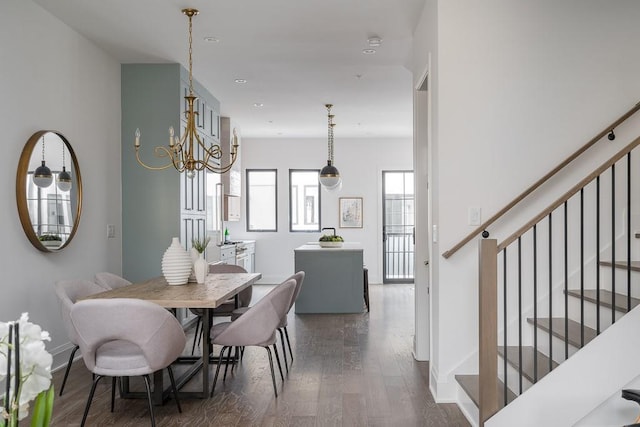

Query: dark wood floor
[{"left": 46, "top": 283, "right": 469, "bottom": 426}]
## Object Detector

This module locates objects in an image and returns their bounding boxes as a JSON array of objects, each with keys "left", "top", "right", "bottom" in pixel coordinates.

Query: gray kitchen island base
[{"left": 294, "top": 243, "right": 364, "bottom": 314}]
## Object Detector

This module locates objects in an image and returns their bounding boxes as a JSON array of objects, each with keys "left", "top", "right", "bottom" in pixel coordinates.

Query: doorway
[{"left": 382, "top": 170, "right": 415, "bottom": 283}]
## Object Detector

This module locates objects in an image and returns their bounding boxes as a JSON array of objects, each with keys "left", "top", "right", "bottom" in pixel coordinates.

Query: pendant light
[
  {"left": 57, "top": 144, "right": 72, "bottom": 192},
  {"left": 33, "top": 136, "right": 53, "bottom": 188},
  {"left": 319, "top": 104, "right": 342, "bottom": 190}
]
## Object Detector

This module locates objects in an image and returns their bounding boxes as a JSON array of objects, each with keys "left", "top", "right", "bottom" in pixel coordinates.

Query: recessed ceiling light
[
  {"left": 204, "top": 36, "right": 219, "bottom": 43},
  {"left": 234, "top": 79, "right": 247, "bottom": 84},
  {"left": 367, "top": 37, "right": 382, "bottom": 47},
  {"left": 253, "top": 103, "right": 264, "bottom": 108},
  {"left": 362, "top": 49, "right": 376, "bottom": 55}
]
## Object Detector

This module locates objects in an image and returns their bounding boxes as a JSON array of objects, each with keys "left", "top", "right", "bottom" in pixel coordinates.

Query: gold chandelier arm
[{"left": 135, "top": 146, "right": 177, "bottom": 171}]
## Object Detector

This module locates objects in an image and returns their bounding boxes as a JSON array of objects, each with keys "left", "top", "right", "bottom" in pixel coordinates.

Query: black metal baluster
[
  {"left": 564, "top": 201, "right": 569, "bottom": 358},
  {"left": 518, "top": 236, "right": 523, "bottom": 394},
  {"left": 580, "top": 188, "right": 585, "bottom": 348},
  {"left": 596, "top": 176, "right": 601, "bottom": 334},
  {"left": 533, "top": 224, "right": 538, "bottom": 383},
  {"left": 548, "top": 212, "right": 553, "bottom": 373},
  {"left": 503, "top": 248, "right": 508, "bottom": 407},
  {"left": 612, "top": 164, "right": 616, "bottom": 325}
]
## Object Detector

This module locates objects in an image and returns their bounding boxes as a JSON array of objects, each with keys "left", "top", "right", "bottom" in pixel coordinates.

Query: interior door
[{"left": 382, "top": 171, "right": 415, "bottom": 284}]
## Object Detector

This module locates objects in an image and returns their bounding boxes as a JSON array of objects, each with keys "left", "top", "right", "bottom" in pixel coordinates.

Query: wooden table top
[{"left": 83, "top": 273, "right": 262, "bottom": 309}]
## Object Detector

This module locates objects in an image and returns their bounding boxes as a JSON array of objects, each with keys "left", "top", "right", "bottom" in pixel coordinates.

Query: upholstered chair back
[
  {"left": 213, "top": 278, "right": 296, "bottom": 348},
  {"left": 54, "top": 279, "right": 107, "bottom": 345},
  {"left": 94, "top": 272, "right": 131, "bottom": 290},
  {"left": 70, "top": 298, "right": 186, "bottom": 374}
]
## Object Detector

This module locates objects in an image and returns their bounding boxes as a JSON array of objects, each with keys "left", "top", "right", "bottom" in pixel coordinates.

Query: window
[
  {"left": 289, "top": 169, "right": 320, "bottom": 232},
  {"left": 246, "top": 169, "right": 277, "bottom": 231}
]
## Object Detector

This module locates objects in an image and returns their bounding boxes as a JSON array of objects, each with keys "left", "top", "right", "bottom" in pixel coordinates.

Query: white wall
[
  {"left": 412, "top": 0, "right": 640, "bottom": 402},
  {"left": 0, "top": 1, "right": 122, "bottom": 369},
  {"left": 225, "top": 137, "right": 412, "bottom": 285}
]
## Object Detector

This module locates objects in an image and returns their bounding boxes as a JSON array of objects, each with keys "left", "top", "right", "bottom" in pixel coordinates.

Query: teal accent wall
[{"left": 121, "top": 64, "right": 182, "bottom": 282}]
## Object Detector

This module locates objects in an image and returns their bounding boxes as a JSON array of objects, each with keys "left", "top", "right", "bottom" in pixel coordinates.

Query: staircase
[{"left": 442, "top": 103, "right": 640, "bottom": 427}]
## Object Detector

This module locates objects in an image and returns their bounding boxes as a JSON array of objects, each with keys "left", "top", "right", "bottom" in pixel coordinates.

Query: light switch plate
[
  {"left": 107, "top": 224, "right": 116, "bottom": 238},
  {"left": 468, "top": 207, "right": 481, "bottom": 226}
]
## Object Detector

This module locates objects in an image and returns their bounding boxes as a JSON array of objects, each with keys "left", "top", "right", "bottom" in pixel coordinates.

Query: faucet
[{"left": 321, "top": 227, "right": 336, "bottom": 236}]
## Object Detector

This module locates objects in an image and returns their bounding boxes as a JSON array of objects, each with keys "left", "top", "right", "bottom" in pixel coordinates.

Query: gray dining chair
[
  {"left": 209, "top": 278, "right": 297, "bottom": 398},
  {"left": 231, "top": 271, "right": 305, "bottom": 372},
  {"left": 94, "top": 272, "right": 131, "bottom": 290},
  {"left": 70, "top": 298, "right": 187, "bottom": 427},
  {"left": 189, "top": 263, "right": 252, "bottom": 354},
  {"left": 54, "top": 279, "right": 108, "bottom": 396}
]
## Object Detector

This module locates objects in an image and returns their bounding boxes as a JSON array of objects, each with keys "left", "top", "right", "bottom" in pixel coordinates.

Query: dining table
[{"left": 81, "top": 272, "right": 262, "bottom": 404}]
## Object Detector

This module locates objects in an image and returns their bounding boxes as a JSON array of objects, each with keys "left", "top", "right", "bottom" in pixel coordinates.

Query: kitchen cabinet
[
  {"left": 121, "top": 63, "right": 221, "bottom": 282},
  {"left": 220, "top": 117, "right": 241, "bottom": 197},
  {"left": 220, "top": 117, "right": 242, "bottom": 221},
  {"left": 236, "top": 241, "right": 255, "bottom": 273},
  {"left": 224, "top": 195, "right": 241, "bottom": 222}
]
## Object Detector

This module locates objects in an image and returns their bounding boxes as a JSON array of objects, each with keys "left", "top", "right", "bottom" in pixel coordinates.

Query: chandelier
[
  {"left": 134, "top": 8, "right": 238, "bottom": 177},
  {"left": 319, "top": 104, "right": 341, "bottom": 190}
]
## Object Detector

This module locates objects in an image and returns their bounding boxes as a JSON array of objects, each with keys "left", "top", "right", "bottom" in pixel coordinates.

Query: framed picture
[{"left": 339, "top": 197, "right": 363, "bottom": 228}]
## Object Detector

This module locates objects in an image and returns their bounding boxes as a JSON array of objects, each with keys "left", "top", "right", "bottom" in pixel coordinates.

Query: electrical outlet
[
  {"left": 468, "top": 207, "right": 481, "bottom": 226},
  {"left": 107, "top": 224, "right": 116, "bottom": 238}
]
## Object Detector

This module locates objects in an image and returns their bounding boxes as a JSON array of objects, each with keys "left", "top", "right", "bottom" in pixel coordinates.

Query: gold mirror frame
[{"left": 16, "top": 130, "right": 83, "bottom": 252}]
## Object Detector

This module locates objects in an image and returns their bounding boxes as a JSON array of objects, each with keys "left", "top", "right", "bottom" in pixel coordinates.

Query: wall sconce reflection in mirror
[{"left": 16, "top": 131, "right": 83, "bottom": 252}]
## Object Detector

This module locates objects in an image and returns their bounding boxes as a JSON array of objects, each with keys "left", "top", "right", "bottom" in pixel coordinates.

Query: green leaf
[{"left": 30, "top": 385, "right": 54, "bottom": 427}]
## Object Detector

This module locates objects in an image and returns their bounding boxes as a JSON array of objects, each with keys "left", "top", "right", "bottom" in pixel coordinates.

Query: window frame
[
  {"left": 245, "top": 168, "right": 278, "bottom": 232},
  {"left": 289, "top": 169, "right": 321, "bottom": 232}
]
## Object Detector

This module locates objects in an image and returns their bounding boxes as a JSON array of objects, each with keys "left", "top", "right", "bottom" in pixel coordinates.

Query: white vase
[
  {"left": 189, "top": 247, "right": 199, "bottom": 282},
  {"left": 161, "top": 237, "right": 192, "bottom": 285},
  {"left": 193, "top": 253, "right": 207, "bottom": 284}
]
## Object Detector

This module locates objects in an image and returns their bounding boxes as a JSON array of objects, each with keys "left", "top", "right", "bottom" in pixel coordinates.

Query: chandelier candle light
[
  {"left": 134, "top": 8, "right": 239, "bottom": 177},
  {"left": 319, "top": 104, "right": 342, "bottom": 190}
]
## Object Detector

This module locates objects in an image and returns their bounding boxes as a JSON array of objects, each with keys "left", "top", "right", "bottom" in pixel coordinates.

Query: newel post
[{"left": 479, "top": 238, "right": 498, "bottom": 426}]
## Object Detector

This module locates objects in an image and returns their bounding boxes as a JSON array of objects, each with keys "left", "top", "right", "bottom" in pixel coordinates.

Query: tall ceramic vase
[
  {"left": 193, "top": 252, "right": 207, "bottom": 284},
  {"left": 161, "top": 237, "right": 192, "bottom": 285},
  {"left": 189, "top": 247, "right": 199, "bottom": 282}
]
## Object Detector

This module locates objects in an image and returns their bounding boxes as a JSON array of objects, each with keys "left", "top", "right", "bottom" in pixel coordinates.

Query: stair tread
[
  {"left": 566, "top": 289, "right": 640, "bottom": 313},
  {"left": 526, "top": 317, "right": 596, "bottom": 348},
  {"left": 498, "top": 346, "right": 558, "bottom": 383},
  {"left": 455, "top": 374, "right": 516, "bottom": 409},
  {"left": 600, "top": 260, "right": 640, "bottom": 272}
]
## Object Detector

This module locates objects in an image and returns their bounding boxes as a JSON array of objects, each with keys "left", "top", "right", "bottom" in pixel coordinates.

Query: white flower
[{"left": 0, "top": 312, "right": 53, "bottom": 421}]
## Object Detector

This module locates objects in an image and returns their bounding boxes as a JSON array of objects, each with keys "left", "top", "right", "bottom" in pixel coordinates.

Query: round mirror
[{"left": 16, "top": 131, "right": 82, "bottom": 252}]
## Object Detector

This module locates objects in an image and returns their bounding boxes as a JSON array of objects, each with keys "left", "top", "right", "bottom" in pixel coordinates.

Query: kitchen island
[{"left": 294, "top": 242, "right": 364, "bottom": 314}]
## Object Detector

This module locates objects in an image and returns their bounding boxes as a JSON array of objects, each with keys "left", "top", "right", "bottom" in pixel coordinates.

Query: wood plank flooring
[{"left": 43, "top": 283, "right": 468, "bottom": 426}]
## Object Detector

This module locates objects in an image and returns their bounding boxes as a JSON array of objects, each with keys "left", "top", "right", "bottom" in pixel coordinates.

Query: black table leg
[{"left": 201, "top": 307, "right": 211, "bottom": 397}]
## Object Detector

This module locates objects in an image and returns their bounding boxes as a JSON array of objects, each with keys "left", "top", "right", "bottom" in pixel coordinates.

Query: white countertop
[{"left": 295, "top": 242, "right": 363, "bottom": 251}]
